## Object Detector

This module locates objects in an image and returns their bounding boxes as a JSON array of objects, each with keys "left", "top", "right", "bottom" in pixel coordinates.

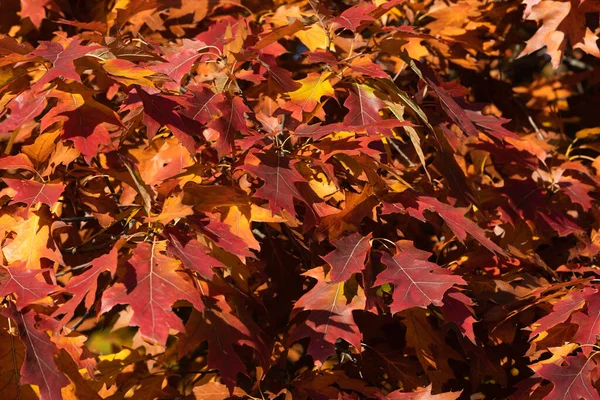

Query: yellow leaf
[
  {"left": 283, "top": 72, "right": 335, "bottom": 120},
  {"left": 102, "top": 59, "right": 156, "bottom": 88},
  {"left": 576, "top": 127, "right": 600, "bottom": 139},
  {"left": 22, "top": 128, "right": 61, "bottom": 164},
  {"left": 222, "top": 206, "right": 260, "bottom": 250},
  {"left": 309, "top": 172, "right": 338, "bottom": 198},
  {"left": 295, "top": 24, "right": 330, "bottom": 52},
  {"left": 3, "top": 213, "right": 64, "bottom": 269},
  {"left": 148, "top": 193, "right": 193, "bottom": 224}
]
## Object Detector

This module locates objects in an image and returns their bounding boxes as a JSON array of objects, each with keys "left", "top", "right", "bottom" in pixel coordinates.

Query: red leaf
[
  {"left": 291, "top": 268, "right": 366, "bottom": 364},
  {"left": 41, "top": 86, "right": 121, "bottom": 157},
  {"left": 150, "top": 48, "right": 202, "bottom": 83},
  {"left": 465, "top": 111, "right": 520, "bottom": 141},
  {"left": 343, "top": 84, "right": 385, "bottom": 127},
  {"left": 207, "top": 96, "right": 250, "bottom": 158},
  {"left": 3, "top": 178, "right": 65, "bottom": 207},
  {"left": 53, "top": 247, "right": 119, "bottom": 328},
  {"left": 423, "top": 75, "right": 479, "bottom": 138},
  {"left": 534, "top": 354, "right": 600, "bottom": 400},
  {"left": 31, "top": 39, "right": 101, "bottom": 90},
  {"left": 407, "top": 195, "right": 506, "bottom": 256},
  {"left": 0, "top": 88, "right": 51, "bottom": 136},
  {"left": 559, "top": 177, "right": 595, "bottom": 210},
  {"left": 181, "top": 85, "right": 225, "bottom": 124},
  {"left": 441, "top": 291, "right": 477, "bottom": 344},
  {"left": 0, "top": 264, "right": 58, "bottom": 310},
  {"left": 20, "top": 0, "right": 51, "bottom": 28},
  {"left": 243, "top": 153, "right": 306, "bottom": 214},
  {"left": 330, "top": 4, "right": 376, "bottom": 31},
  {"left": 180, "top": 295, "right": 265, "bottom": 393},
  {"left": 136, "top": 87, "right": 197, "bottom": 153},
  {"left": 2, "top": 305, "right": 69, "bottom": 400},
  {"left": 374, "top": 241, "right": 465, "bottom": 314},
  {"left": 198, "top": 218, "right": 254, "bottom": 258},
  {"left": 167, "top": 235, "right": 225, "bottom": 280},
  {"left": 101, "top": 241, "right": 204, "bottom": 344},
  {"left": 0, "top": 154, "right": 35, "bottom": 172},
  {"left": 529, "top": 291, "right": 586, "bottom": 339},
  {"left": 322, "top": 232, "right": 372, "bottom": 283},
  {"left": 379, "top": 384, "right": 461, "bottom": 399},
  {"left": 572, "top": 288, "right": 600, "bottom": 356}
]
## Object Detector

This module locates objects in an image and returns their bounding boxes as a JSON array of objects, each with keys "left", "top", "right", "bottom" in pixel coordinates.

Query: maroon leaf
[
  {"left": 2, "top": 304, "right": 69, "bottom": 400},
  {"left": 243, "top": 154, "right": 306, "bottom": 214},
  {"left": 291, "top": 267, "right": 365, "bottom": 364},
  {"left": 207, "top": 96, "right": 250, "bottom": 158},
  {"left": 374, "top": 241, "right": 465, "bottom": 314},
  {"left": 136, "top": 87, "right": 197, "bottom": 153},
  {"left": 535, "top": 354, "right": 600, "bottom": 400},
  {"left": 407, "top": 195, "right": 506, "bottom": 256},
  {"left": 180, "top": 295, "right": 266, "bottom": 393},
  {"left": 322, "top": 232, "right": 372, "bottom": 282}
]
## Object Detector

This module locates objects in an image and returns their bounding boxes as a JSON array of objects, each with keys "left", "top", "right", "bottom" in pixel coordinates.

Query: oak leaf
[
  {"left": 4, "top": 178, "right": 65, "bottom": 208},
  {"left": 31, "top": 39, "right": 101, "bottom": 90},
  {"left": 0, "top": 264, "right": 58, "bottom": 310},
  {"left": 101, "top": 241, "right": 204, "bottom": 344},
  {"left": 2, "top": 305, "right": 69, "bottom": 400},
  {"left": 291, "top": 268, "right": 366, "bottom": 364},
  {"left": 322, "top": 232, "right": 372, "bottom": 283},
  {"left": 374, "top": 241, "right": 465, "bottom": 314},
  {"left": 534, "top": 354, "right": 600, "bottom": 400}
]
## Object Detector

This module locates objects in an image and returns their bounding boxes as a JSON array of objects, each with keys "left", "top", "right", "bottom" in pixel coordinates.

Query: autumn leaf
[
  {"left": 53, "top": 246, "right": 119, "bottom": 328},
  {"left": 379, "top": 384, "right": 461, "bottom": 399},
  {"left": 404, "top": 195, "right": 506, "bottom": 256},
  {"left": 0, "top": 89, "right": 51, "bottom": 137},
  {"left": 150, "top": 48, "right": 202, "bottom": 83},
  {"left": 322, "top": 232, "right": 372, "bottom": 283},
  {"left": 180, "top": 294, "right": 266, "bottom": 393},
  {"left": 21, "top": 0, "right": 52, "bottom": 28},
  {"left": 31, "top": 39, "right": 101, "bottom": 90},
  {"left": 167, "top": 234, "right": 225, "bottom": 280},
  {"left": 0, "top": 264, "right": 58, "bottom": 310},
  {"left": 2, "top": 304, "right": 70, "bottom": 400},
  {"left": 521, "top": 0, "right": 600, "bottom": 68},
  {"left": 147, "top": 192, "right": 193, "bottom": 224},
  {"left": 374, "top": 241, "right": 466, "bottom": 314},
  {"left": 1, "top": 0, "right": 600, "bottom": 397},
  {"left": 101, "top": 240, "right": 204, "bottom": 344},
  {"left": 2, "top": 212, "right": 64, "bottom": 270},
  {"left": 4, "top": 178, "right": 65, "bottom": 207},
  {"left": 243, "top": 152, "right": 307, "bottom": 214},
  {"left": 291, "top": 268, "right": 366, "bottom": 364},
  {"left": 533, "top": 354, "right": 600, "bottom": 400},
  {"left": 281, "top": 72, "right": 335, "bottom": 121},
  {"left": 343, "top": 83, "right": 385, "bottom": 127}
]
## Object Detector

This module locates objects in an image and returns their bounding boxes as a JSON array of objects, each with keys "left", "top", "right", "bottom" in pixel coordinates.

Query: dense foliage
[{"left": 1, "top": 0, "right": 600, "bottom": 399}]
